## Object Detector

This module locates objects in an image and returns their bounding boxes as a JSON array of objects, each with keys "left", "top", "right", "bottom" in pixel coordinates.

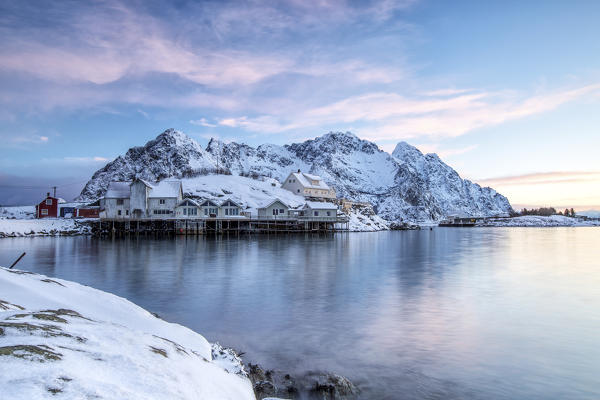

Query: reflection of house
[
  {"left": 100, "top": 179, "right": 183, "bottom": 219},
  {"left": 302, "top": 201, "right": 338, "bottom": 218},
  {"left": 281, "top": 170, "right": 336, "bottom": 199},
  {"left": 258, "top": 199, "right": 290, "bottom": 218}
]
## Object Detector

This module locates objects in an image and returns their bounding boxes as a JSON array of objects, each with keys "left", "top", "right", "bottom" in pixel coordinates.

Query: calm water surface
[{"left": 1, "top": 228, "right": 599, "bottom": 399}]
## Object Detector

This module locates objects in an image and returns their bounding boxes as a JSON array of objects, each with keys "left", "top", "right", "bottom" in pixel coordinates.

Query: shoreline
[{"left": 0, "top": 266, "right": 357, "bottom": 400}]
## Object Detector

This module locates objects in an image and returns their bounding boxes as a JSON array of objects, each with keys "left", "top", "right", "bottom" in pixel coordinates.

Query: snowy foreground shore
[
  {"left": 0, "top": 266, "right": 255, "bottom": 399},
  {"left": 0, "top": 267, "right": 358, "bottom": 400}
]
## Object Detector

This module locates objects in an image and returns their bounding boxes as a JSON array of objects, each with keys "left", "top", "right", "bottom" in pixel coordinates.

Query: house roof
[
  {"left": 199, "top": 199, "right": 219, "bottom": 207},
  {"left": 288, "top": 172, "right": 331, "bottom": 190},
  {"left": 176, "top": 198, "right": 200, "bottom": 207},
  {"left": 304, "top": 201, "right": 338, "bottom": 210},
  {"left": 105, "top": 182, "right": 131, "bottom": 198},
  {"left": 148, "top": 180, "right": 181, "bottom": 198},
  {"left": 130, "top": 178, "right": 153, "bottom": 188},
  {"left": 259, "top": 198, "right": 289, "bottom": 209},
  {"left": 220, "top": 198, "right": 242, "bottom": 208}
]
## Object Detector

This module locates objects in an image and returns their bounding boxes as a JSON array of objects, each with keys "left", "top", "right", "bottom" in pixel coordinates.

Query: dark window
[
  {"left": 116, "top": 199, "right": 123, "bottom": 205},
  {"left": 46, "top": 199, "right": 53, "bottom": 205},
  {"left": 126, "top": 210, "right": 129, "bottom": 215},
  {"left": 118, "top": 210, "right": 122, "bottom": 216},
  {"left": 314, "top": 211, "right": 319, "bottom": 216}
]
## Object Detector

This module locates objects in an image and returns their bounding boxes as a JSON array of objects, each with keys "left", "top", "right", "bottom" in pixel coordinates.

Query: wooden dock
[{"left": 90, "top": 216, "right": 350, "bottom": 237}]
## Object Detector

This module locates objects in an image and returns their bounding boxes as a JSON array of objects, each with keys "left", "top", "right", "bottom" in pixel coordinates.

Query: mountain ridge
[{"left": 78, "top": 128, "right": 513, "bottom": 222}]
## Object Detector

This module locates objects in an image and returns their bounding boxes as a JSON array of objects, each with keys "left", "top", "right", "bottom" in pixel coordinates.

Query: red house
[
  {"left": 74, "top": 207, "right": 100, "bottom": 218},
  {"left": 36, "top": 193, "right": 59, "bottom": 218}
]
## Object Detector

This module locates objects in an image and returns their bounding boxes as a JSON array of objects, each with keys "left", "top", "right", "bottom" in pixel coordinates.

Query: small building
[
  {"left": 302, "top": 201, "right": 338, "bottom": 218},
  {"left": 175, "top": 198, "right": 200, "bottom": 218},
  {"left": 220, "top": 199, "right": 244, "bottom": 217},
  {"left": 258, "top": 199, "right": 290, "bottom": 218},
  {"left": 101, "top": 182, "right": 131, "bottom": 219},
  {"left": 35, "top": 193, "right": 62, "bottom": 218},
  {"left": 147, "top": 180, "right": 183, "bottom": 219},
  {"left": 199, "top": 199, "right": 220, "bottom": 218},
  {"left": 100, "top": 179, "right": 183, "bottom": 219},
  {"left": 74, "top": 206, "right": 100, "bottom": 218},
  {"left": 281, "top": 170, "right": 336, "bottom": 199}
]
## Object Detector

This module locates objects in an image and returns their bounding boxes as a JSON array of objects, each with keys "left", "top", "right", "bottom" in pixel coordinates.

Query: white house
[
  {"left": 100, "top": 179, "right": 183, "bottom": 219},
  {"left": 257, "top": 199, "right": 290, "bottom": 218},
  {"left": 101, "top": 182, "right": 131, "bottom": 219},
  {"left": 281, "top": 170, "right": 336, "bottom": 199},
  {"left": 175, "top": 198, "right": 200, "bottom": 218},
  {"left": 302, "top": 201, "right": 338, "bottom": 218},
  {"left": 199, "top": 199, "right": 220, "bottom": 217},
  {"left": 220, "top": 199, "right": 244, "bottom": 217}
]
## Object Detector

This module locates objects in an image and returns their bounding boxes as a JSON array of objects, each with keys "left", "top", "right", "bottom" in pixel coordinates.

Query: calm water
[{"left": 1, "top": 228, "right": 599, "bottom": 399}]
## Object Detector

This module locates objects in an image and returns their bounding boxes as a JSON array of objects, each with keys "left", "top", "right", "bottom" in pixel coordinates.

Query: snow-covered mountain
[{"left": 78, "top": 129, "right": 512, "bottom": 222}]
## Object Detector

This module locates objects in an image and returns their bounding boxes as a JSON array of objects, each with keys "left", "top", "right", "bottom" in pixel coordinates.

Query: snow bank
[
  {"left": 0, "top": 219, "right": 91, "bottom": 237},
  {"left": 0, "top": 267, "right": 255, "bottom": 400},
  {"left": 477, "top": 215, "right": 600, "bottom": 227},
  {"left": 0, "top": 206, "right": 35, "bottom": 220}
]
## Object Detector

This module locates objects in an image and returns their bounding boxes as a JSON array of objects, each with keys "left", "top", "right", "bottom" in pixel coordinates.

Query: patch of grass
[
  {"left": 0, "top": 299, "right": 25, "bottom": 310},
  {"left": 149, "top": 346, "right": 168, "bottom": 358},
  {"left": 40, "top": 278, "right": 65, "bottom": 287},
  {"left": 153, "top": 335, "right": 189, "bottom": 355},
  {"left": 0, "top": 344, "right": 62, "bottom": 362},
  {"left": 4, "top": 269, "right": 35, "bottom": 275},
  {"left": 46, "top": 387, "right": 63, "bottom": 395},
  {"left": 0, "top": 321, "right": 86, "bottom": 342}
]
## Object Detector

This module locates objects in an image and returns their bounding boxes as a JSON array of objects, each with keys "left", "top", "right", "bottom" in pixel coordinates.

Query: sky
[{"left": 0, "top": 0, "right": 599, "bottom": 209}]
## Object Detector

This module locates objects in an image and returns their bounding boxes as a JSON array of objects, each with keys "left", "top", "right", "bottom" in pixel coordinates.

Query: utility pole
[{"left": 52, "top": 186, "right": 57, "bottom": 198}]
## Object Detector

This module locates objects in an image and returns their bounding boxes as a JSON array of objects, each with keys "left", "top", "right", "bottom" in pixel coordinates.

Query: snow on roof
[
  {"left": 304, "top": 201, "right": 338, "bottom": 210},
  {"left": 289, "top": 172, "right": 330, "bottom": 190},
  {"left": 57, "top": 198, "right": 67, "bottom": 204},
  {"left": 220, "top": 198, "right": 242, "bottom": 208},
  {"left": 131, "top": 178, "right": 153, "bottom": 188},
  {"left": 105, "top": 182, "right": 131, "bottom": 198},
  {"left": 259, "top": 198, "right": 289, "bottom": 209},
  {"left": 148, "top": 180, "right": 181, "bottom": 198},
  {"left": 176, "top": 198, "right": 200, "bottom": 207}
]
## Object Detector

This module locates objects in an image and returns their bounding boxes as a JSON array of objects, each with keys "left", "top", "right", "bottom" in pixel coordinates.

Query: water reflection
[{"left": 1, "top": 228, "right": 599, "bottom": 399}]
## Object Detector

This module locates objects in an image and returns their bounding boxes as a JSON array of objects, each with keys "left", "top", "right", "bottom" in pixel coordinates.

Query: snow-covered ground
[
  {"left": 0, "top": 206, "right": 36, "bottom": 220},
  {"left": 0, "top": 267, "right": 255, "bottom": 400},
  {"left": 477, "top": 215, "right": 600, "bottom": 227},
  {"left": 0, "top": 219, "right": 91, "bottom": 238}
]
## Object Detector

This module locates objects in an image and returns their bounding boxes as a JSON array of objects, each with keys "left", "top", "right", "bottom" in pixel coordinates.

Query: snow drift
[{"left": 0, "top": 267, "right": 255, "bottom": 400}]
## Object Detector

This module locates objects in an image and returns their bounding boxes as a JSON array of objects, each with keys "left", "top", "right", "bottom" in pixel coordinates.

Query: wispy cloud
[
  {"left": 476, "top": 171, "right": 600, "bottom": 186},
  {"left": 215, "top": 83, "right": 600, "bottom": 140},
  {"left": 190, "top": 118, "right": 217, "bottom": 128}
]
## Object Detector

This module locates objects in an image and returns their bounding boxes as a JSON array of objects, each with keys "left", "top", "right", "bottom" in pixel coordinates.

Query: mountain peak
[{"left": 392, "top": 141, "right": 423, "bottom": 160}]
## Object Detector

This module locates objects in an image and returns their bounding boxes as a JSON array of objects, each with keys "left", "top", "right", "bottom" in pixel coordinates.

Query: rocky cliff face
[{"left": 78, "top": 129, "right": 512, "bottom": 222}]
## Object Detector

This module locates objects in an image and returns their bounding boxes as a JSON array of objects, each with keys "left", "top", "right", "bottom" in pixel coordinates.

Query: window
[
  {"left": 204, "top": 208, "right": 208, "bottom": 216},
  {"left": 272, "top": 209, "right": 277, "bottom": 215},
  {"left": 41, "top": 209, "right": 48, "bottom": 215},
  {"left": 118, "top": 210, "right": 122, "bottom": 216},
  {"left": 297, "top": 189, "right": 300, "bottom": 193},
  {"left": 116, "top": 199, "right": 123, "bottom": 205},
  {"left": 189, "top": 208, "right": 197, "bottom": 216},
  {"left": 159, "top": 199, "right": 165, "bottom": 205},
  {"left": 314, "top": 211, "right": 319, "bottom": 216},
  {"left": 46, "top": 199, "right": 52, "bottom": 205},
  {"left": 289, "top": 179, "right": 292, "bottom": 183},
  {"left": 183, "top": 208, "right": 187, "bottom": 215},
  {"left": 326, "top": 211, "right": 331, "bottom": 216},
  {"left": 279, "top": 209, "right": 285, "bottom": 214},
  {"left": 126, "top": 210, "right": 129, "bottom": 215}
]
